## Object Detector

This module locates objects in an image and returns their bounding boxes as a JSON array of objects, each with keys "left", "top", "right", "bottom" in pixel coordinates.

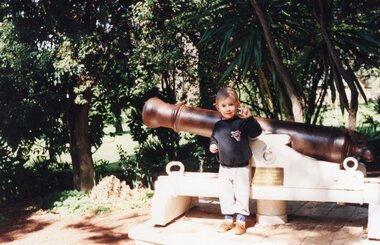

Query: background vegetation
[{"left": 0, "top": 0, "right": 378, "bottom": 209}]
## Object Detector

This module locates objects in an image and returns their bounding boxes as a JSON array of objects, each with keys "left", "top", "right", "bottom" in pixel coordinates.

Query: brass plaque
[{"left": 252, "top": 167, "right": 284, "bottom": 186}]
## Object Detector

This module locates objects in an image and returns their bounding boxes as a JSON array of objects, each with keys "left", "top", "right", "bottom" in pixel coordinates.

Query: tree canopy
[{"left": 0, "top": 0, "right": 378, "bottom": 200}]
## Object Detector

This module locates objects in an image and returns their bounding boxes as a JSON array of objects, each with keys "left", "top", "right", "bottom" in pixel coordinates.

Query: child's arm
[
  {"left": 238, "top": 108, "right": 262, "bottom": 138},
  {"left": 210, "top": 130, "right": 219, "bottom": 153},
  {"left": 245, "top": 117, "right": 262, "bottom": 138}
]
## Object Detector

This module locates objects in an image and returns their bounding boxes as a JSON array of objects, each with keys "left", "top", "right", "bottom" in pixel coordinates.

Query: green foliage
[
  {"left": 39, "top": 190, "right": 110, "bottom": 215},
  {"left": 37, "top": 189, "right": 152, "bottom": 216},
  {"left": 317, "top": 97, "right": 380, "bottom": 138},
  {"left": 0, "top": 0, "right": 379, "bottom": 199},
  {"left": 199, "top": 0, "right": 287, "bottom": 118},
  {"left": 358, "top": 114, "right": 380, "bottom": 138},
  {"left": 199, "top": 0, "right": 379, "bottom": 122},
  {"left": 0, "top": 19, "right": 68, "bottom": 154},
  {"left": 356, "top": 98, "right": 380, "bottom": 138},
  {"left": 118, "top": 151, "right": 144, "bottom": 189},
  {"left": 0, "top": 143, "right": 72, "bottom": 207},
  {"left": 0, "top": 0, "right": 140, "bottom": 190},
  {"left": 118, "top": 133, "right": 219, "bottom": 189},
  {"left": 124, "top": 0, "right": 219, "bottom": 175},
  {"left": 46, "top": 190, "right": 93, "bottom": 215},
  {"left": 118, "top": 138, "right": 168, "bottom": 188},
  {"left": 177, "top": 136, "right": 219, "bottom": 172},
  {"left": 94, "top": 159, "right": 111, "bottom": 182}
]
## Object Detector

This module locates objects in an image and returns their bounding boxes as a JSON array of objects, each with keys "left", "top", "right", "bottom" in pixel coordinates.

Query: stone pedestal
[{"left": 256, "top": 200, "right": 287, "bottom": 225}]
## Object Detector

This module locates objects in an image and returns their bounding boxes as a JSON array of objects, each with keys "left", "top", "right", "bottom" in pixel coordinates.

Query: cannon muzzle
[
  {"left": 143, "top": 97, "right": 219, "bottom": 138},
  {"left": 142, "top": 97, "right": 376, "bottom": 165}
]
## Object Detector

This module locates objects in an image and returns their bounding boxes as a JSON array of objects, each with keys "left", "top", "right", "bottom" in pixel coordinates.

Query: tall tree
[
  {"left": 199, "top": 0, "right": 379, "bottom": 125},
  {"left": 250, "top": 0, "right": 303, "bottom": 122},
  {"left": 312, "top": 0, "right": 362, "bottom": 128},
  {"left": 0, "top": 0, "right": 138, "bottom": 191}
]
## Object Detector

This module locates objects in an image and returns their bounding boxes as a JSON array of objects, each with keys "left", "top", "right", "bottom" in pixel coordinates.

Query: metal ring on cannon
[
  {"left": 342, "top": 157, "right": 359, "bottom": 171},
  {"left": 166, "top": 161, "right": 185, "bottom": 176},
  {"left": 251, "top": 139, "right": 276, "bottom": 165},
  {"left": 262, "top": 147, "right": 276, "bottom": 164}
]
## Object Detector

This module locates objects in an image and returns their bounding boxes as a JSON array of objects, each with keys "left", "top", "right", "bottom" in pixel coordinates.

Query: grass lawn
[{"left": 56, "top": 125, "right": 139, "bottom": 164}]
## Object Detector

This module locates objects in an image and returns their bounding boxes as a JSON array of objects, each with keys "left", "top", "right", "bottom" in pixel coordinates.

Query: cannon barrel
[{"left": 142, "top": 97, "right": 375, "bottom": 164}]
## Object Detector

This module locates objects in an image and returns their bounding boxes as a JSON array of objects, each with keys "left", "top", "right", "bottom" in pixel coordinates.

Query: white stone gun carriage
[{"left": 142, "top": 97, "right": 380, "bottom": 239}]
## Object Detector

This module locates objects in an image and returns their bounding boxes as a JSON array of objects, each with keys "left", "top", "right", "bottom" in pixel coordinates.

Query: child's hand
[
  {"left": 209, "top": 144, "right": 218, "bottom": 153},
  {"left": 238, "top": 107, "right": 252, "bottom": 119}
]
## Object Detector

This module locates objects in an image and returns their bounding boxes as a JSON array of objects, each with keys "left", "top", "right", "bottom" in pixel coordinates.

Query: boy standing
[{"left": 210, "top": 87, "right": 262, "bottom": 235}]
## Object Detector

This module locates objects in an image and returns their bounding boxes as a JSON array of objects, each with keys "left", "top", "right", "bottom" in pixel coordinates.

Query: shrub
[
  {"left": 0, "top": 148, "right": 72, "bottom": 207},
  {"left": 37, "top": 176, "right": 152, "bottom": 216},
  {"left": 356, "top": 97, "right": 380, "bottom": 138}
]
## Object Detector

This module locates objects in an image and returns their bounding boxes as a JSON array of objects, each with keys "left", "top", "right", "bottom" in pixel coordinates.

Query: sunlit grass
[
  {"left": 320, "top": 101, "right": 380, "bottom": 129},
  {"left": 26, "top": 124, "right": 138, "bottom": 168}
]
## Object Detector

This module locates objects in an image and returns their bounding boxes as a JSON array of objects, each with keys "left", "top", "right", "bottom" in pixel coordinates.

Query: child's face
[{"left": 216, "top": 96, "right": 240, "bottom": 120}]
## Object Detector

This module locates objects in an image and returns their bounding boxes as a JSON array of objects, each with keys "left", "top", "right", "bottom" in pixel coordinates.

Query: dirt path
[{"left": 0, "top": 205, "right": 149, "bottom": 245}]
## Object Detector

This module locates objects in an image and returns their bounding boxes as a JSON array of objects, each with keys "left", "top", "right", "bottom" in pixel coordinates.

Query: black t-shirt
[{"left": 210, "top": 116, "right": 262, "bottom": 167}]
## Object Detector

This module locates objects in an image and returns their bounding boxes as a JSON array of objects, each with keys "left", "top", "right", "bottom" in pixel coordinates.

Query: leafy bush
[
  {"left": 118, "top": 135, "right": 179, "bottom": 188},
  {"left": 37, "top": 190, "right": 113, "bottom": 216},
  {"left": 37, "top": 186, "right": 152, "bottom": 216},
  {"left": 117, "top": 134, "right": 217, "bottom": 190},
  {"left": 0, "top": 145, "right": 72, "bottom": 207},
  {"left": 94, "top": 159, "right": 111, "bottom": 181},
  {"left": 356, "top": 97, "right": 380, "bottom": 138},
  {"left": 48, "top": 190, "right": 94, "bottom": 215},
  {"left": 178, "top": 136, "right": 219, "bottom": 173}
]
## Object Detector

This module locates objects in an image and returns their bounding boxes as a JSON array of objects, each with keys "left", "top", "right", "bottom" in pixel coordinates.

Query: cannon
[
  {"left": 142, "top": 97, "right": 376, "bottom": 166},
  {"left": 133, "top": 97, "right": 380, "bottom": 241}
]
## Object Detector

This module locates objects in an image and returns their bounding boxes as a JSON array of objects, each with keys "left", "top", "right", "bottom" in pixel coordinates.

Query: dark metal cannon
[
  {"left": 129, "top": 97, "right": 380, "bottom": 241},
  {"left": 142, "top": 97, "right": 376, "bottom": 166}
]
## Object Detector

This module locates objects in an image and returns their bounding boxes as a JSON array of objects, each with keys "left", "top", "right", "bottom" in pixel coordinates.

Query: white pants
[{"left": 218, "top": 164, "right": 250, "bottom": 216}]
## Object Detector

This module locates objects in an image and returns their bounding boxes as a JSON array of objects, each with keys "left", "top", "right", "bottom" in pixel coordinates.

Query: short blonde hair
[{"left": 215, "top": 87, "right": 239, "bottom": 104}]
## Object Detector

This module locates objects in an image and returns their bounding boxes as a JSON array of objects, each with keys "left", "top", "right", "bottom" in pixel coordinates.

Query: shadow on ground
[
  {"left": 0, "top": 202, "right": 149, "bottom": 245},
  {"left": 0, "top": 204, "right": 51, "bottom": 243}
]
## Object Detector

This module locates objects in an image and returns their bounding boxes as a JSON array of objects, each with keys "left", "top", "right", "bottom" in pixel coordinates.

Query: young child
[{"left": 210, "top": 87, "right": 262, "bottom": 235}]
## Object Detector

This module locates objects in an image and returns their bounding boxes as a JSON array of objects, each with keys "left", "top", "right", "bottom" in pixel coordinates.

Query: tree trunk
[
  {"left": 68, "top": 85, "right": 95, "bottom": 192},
  {"left": 348, "top": 109, "right": 357, "bottom": 130},
  {"left": 315, "top": 0, "right": 358, "bottom": 129},
  {"left": 114, "top": 116, "right": 124, "bottom": 135},
  {"left": 250, "top": 0, "right": 304, "bottom": 122},
  {"left": 111, "top": 104, "right": 124, "bottom": 135}
]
